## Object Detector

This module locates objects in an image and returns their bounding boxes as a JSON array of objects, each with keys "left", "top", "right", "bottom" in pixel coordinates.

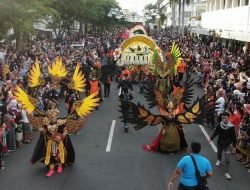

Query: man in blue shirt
[{"left": 167, "top": 142, "right": 213, "bottom": 190}]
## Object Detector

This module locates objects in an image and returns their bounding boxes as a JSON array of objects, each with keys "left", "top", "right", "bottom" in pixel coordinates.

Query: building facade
[
  {"left": 202, "top": 0, "right": 250, "bottom": 42},
  {"left": 156, "top": 0, "right": 206, "bottom": 28}
]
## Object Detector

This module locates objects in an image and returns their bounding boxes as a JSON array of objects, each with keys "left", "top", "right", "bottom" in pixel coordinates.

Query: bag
[{"left": 190, "top": 155, "right": 209, "bottom": 190}]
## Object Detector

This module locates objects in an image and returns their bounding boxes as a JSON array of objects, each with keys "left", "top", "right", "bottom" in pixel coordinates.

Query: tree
[
  {"left": 0, "top": 0, "right": 56, "bottom": 51},
  {"left": 144, "top": 3, "right": 158, "bottom": 10},
  {"left": 178, "top": 0, "right": 181, "bottom": 34},
  {"left": 46, "top": 0, "right": 80, "bottom": 39},
  {"left": 95, "top": 0, "right": 122, "bottom": 31},
  {"left": 76, "top": 0, "right": 125, "bottom": 35},
  {"left": 0, "top": 0, "right": 126, "bottom": 49},
  {"left": 159, "top": 13, "right": 167, "bottom": 26},
  {"left": 143, "top": 3, "right": 159, "bottom": 26},
  {"left": 168, "top": 0, "right": 179, "bottom": 32},
  {"left": 42, "top": 0, "right": 124, "bottom": 39},
  {"left": 181, "top": 0, "right": 190, "bottom": 36}
]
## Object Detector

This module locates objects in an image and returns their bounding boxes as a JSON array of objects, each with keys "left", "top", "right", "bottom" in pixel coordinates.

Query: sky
[{"left": 117, "top": 0, "right": 157, "bottom": 15}]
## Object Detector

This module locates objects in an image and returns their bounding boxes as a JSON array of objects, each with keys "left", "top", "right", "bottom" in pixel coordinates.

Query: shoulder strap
[{"left": 190, "top": 155, "right": 202, "bottom": 180}]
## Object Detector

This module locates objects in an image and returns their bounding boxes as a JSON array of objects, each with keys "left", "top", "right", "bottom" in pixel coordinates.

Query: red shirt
[
  {"left": 177, "top": 62, "right": 186, "bottom": 73},
  {"left": 90, "top": 81, "right": 99, "bottom": 94},
  {"left": 229, "top": 112, "right": 242, "bottom": 129}
]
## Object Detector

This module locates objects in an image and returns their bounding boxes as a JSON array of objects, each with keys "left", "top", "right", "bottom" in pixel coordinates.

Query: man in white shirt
[{"left": 215, "top": 89, "right": 225, "bottom": 123}]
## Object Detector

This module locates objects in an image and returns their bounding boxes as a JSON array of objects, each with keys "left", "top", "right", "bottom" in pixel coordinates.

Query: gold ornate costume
[
  {"left": 120, "top": 42, "right": 206, "bottom": 153},
  {"left": 13, "top": 57, "right": 99, "bottom": 170}
]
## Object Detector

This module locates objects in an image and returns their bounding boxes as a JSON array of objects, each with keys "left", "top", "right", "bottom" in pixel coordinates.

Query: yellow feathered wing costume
[
  {"left": 74, "top": 92, "right": 100, "bottom": 117},
  {"left": 48, "top": 57, "right": 68, "bottom": 78},
  {"left": 68, "top": 63, "right": 86, "bottom": 92},
  {"left": 28, "top": 58, "right": 46, "bottom": 88},
  {"left": 14, "top": 86, "right": 37, "bottom": 114},
  {"left": 14, "top": 85, "right": 100, "bottom": 133}
]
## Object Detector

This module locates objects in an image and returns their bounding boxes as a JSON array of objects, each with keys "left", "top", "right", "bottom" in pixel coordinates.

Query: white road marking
[
  {"left": 198, "top": 125, "right": 217, "bottom": 153},
  {"left": 106, "top": 120, "right": 116, "bottom": 152}
]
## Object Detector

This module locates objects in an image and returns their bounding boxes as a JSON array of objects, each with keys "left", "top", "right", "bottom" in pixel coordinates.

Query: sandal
[
  {"left": 241, "top": 159, "right": 247, "bottom": 163},
  {"left": 236, "top": 156, "right": 244, "bottom": 161},
  {"left": 245, "top": 163, "right": 250, "bottom": 168},
  {"left": 236, "top": 154, "right": 241, "bottom": 158},
  {"left": 242, "top": 161, "right": 249, "bottom": 165}
]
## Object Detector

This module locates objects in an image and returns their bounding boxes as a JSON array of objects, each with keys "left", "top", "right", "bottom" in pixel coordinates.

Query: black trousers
[
  {"left": 104, "top": 84, "right": 110, "bottom": 97},
  {"left": 206, "top": 112, "right": 215, "bottom": 127},
  {"left": 178, "top": 183, "right": 197, "bottom": 190},
  {"left": 178, "top": 72, "right": 184, "bottom": 82},
  {"left": 0, "top": 143, "right": 3, "bottom": 169},
  {"left": 217, "top": 144, "right": 231, "bottom": 173}
]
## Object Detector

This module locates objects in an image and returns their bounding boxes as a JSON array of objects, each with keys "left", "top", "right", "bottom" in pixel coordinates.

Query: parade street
[
  {"left": 1, "top": 0, "right": 250, "bottom": 189},
  {"left": 0, "top": 82, "right": 249, "bottom": 190}
]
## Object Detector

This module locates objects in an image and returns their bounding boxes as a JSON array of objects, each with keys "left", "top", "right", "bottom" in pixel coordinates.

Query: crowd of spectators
[
  {"left": 149, "top": 28, "right": 250, "bottom": 173},
  {"left": 0, "top": 27, "right": 250, "bottom": 175}
]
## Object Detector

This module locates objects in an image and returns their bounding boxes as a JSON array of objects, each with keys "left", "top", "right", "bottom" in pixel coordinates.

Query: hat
[{"left": 244, "top": 104, "right": 250, "bottom": 115}]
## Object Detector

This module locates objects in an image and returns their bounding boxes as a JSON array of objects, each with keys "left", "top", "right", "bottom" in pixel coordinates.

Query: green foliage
[
  {"left": 47, "top": 0, "right": 125, "bottom": 37},
  {"left": 159, "top": 13, "right": 167, "bottom": 26},
  {"left": 169, "top": 0, "right": 179, "bottom": 7},
  {"left": 144, "top": 3, "right": 157, "bottom": 10},
  {"left": 0, "top": 0, "right": 127, "bottom": 50},
  {"left": 152, "top": 49, "right": 160, "bottom": 65},
  {"left": 0, "top": 0, "right": 57, "bottom": 49},
  {"left": 75, "top": 0, "right": 123, "bottom": 28},
  {"left": 143, "top": 3, "right": 159, "bottom": 24}
]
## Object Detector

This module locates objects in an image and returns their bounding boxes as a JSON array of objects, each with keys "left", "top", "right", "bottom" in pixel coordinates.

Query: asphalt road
[{"left": 0, "top": 80, "right": 250, "bottom": 190}]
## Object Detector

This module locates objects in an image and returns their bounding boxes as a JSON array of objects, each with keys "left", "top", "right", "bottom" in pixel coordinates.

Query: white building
[
  {"left": 156, "top": 0, "right": 206, "bottom": 28},
  {"left": 201, "top": 0, "right": 250, "bottom": 42}
]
